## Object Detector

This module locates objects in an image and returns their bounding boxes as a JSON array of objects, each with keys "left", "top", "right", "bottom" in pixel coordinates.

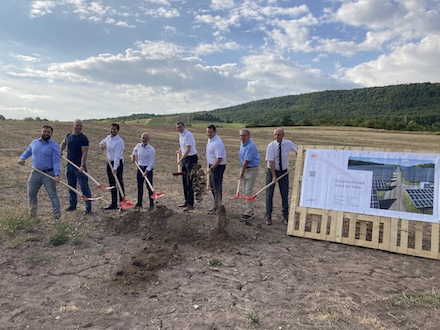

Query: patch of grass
[
  {"left": 46, "top": 221, "right": 72, "bottom": 246},
  {"left": 0, "top": 206, "right": 39, "bottom": 234},
  {"left": 6, "top": 236, "right": 26, "bottom": 249},
  {"left": 269, "top": 238, "right": 281, "bottom": 244},
  {"left": 25, "top": 235, "right": 43, "bottom": 242},
  {"left": 70, "top": 233, "right": 84, "bottom": 246},
  {"left": 388, "top": 291, "right": 440, "bottom": 308},
  {"left": 25, "top": 255, "right": 56, "bottom": 266},
  {"left": 207, "top": 258, "right": 222, "bottom": 267},
  {"left": 92, "top": 246, "right": 107, "bottom": 255},
  {"left": 358, "top": 316, "right": 385, "bottom": 329},
  {"left": 0, "top": 206, "right": 41, "bottom": 248},
  {"left": 245, "top": 311, "right": 259, "bottom": 327},
  {"left": 327, "top": 309, "right": 342, "bottom": 321}
]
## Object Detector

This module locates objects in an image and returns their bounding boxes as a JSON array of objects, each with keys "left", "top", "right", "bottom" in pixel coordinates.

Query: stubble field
[{"left": 2, "top": 120, "right": 440, "bottom": 329}]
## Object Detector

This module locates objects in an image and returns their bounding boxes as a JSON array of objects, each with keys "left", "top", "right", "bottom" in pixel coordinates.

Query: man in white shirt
[
  {"left": 131, "top": 132, "right": 156, "bottom": 210},
  {"left": 100, "top": 123, "right": 125, "bottom": 210},
  {"left": 176, "top": 122, "right": 198, "bottom": 211},
  {"left": 265, "top": 128, "right": 297, "bottom": 225},
  {"left": 206, "top": 125, "right": 226, "bottom": 214}
]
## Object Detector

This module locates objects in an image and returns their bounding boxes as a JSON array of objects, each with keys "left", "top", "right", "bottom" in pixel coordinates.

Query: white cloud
[
  {"left": 342, "top": 34, "right": 440, "bottom": 86},
  {"left": 30, "top": 0, "right": 56, "bottom": 18}
]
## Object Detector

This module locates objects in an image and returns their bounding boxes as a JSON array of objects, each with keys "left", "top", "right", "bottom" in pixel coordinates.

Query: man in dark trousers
[
  {"left": 60, "top": 119, "right": 92, "bottom": 215},
  {"left": 176, "top": 121, "right": 198, "bottom": 212}
]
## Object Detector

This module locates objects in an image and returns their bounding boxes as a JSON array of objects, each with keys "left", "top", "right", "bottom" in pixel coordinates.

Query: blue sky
[{"left": 1, "top": 0, "right": 439, "bottom": 121}]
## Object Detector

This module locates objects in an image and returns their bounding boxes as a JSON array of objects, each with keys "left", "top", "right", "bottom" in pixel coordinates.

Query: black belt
[
  {"left": 247, "top": 166, "right": 258, "bottom": 168},
  {"left": 186, "top": 154, "right": 198, "bottom": 158},
  {"left": 267, "top": 168, "right": 287, "bottom": 172},
  {"left": 38, "top": 168, "right": 53, "bottom": 173}
]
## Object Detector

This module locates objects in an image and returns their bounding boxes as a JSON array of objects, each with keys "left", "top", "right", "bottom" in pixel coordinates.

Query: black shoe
[
  {"left": 135, "top": 204, "right": 142, "bottom": 209},
  {"left": 105, "top": 205, "right": 118, "bottom": 210},
  {"left": 266, "top": 217, "right": 272, "bottom": 225},
  {"left": 240, "top": 214, "right": 253, "bottom": 220},
  {"left": 83, "top": 209, "right": 91, "bottom": 215},
  {"left": 207, "top": 208, "right": 216, "bottom": 215},
  {"left": 178, "top": 203, "right": 188, "bottom": 208},
  {"left": 64, "top": 206, "right": 76, "bottom": 212},
  {"left": 283, "top": 215, "right": 288, "bottom": 225}
]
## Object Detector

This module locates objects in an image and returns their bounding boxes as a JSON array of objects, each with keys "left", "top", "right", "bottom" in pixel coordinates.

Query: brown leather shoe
[
  {"left": 183, "top": 205, "right": 194, "bottom": 212},
  {"left": 178, "top": 203, "right": 188, "bottom": 208}
]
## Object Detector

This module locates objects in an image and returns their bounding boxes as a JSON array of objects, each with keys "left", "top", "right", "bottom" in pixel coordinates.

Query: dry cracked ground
[{"left": 2, "top": 121, "right": 440, "bottom": 329}]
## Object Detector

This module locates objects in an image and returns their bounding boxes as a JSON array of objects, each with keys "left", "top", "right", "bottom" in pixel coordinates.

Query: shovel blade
[
  {"left": 150, "top": 192, "right": 165, "bottom": 199},
  {"left": 81, "top": 195, "right": 103, "bottom": 201},
  {"left": 98, "top": 185, "right": 115, "bottom": 191},
  {"left": 119, "top": 198, "right": 135, "bottom": 209},
  {"left": 242, "top": 194, "right": 257, "bottom": 202}
]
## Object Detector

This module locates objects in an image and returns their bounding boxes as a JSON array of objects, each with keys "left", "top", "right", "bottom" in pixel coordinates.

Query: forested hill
[{"left": 193, "top": 82, "right": 440, "bottom": 131}]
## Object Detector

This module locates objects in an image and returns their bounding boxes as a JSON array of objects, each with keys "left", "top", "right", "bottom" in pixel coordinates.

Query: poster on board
[{"left": 300, "top": 149, "right": 440, "bottom": 223}]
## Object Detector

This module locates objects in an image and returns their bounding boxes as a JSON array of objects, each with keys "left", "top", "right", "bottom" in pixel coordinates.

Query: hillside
[
  {"left": 200, "top": 82, "right": 440, "bottom": 131},
  {"left": 105, "top": 82, "right": 440, "bottom": 131}
]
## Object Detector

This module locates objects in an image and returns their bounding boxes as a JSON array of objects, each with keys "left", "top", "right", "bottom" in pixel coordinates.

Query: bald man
[
  {"left": 131, "top": 132, "right": 156, "bottom": 210},
  {"left": 60, "top": 119, "right": 92, "bottom": 215},
  {"left": 265, "top": 128, "right": 297, "bottom": 225}
]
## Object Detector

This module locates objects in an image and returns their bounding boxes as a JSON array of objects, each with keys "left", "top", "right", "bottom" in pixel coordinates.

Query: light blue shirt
[
  {"left": 239, "top": 139, "right": 260, "bottom": 167},
  {"left": 20, "top": 138, "right": 61, "bottom": 176}
]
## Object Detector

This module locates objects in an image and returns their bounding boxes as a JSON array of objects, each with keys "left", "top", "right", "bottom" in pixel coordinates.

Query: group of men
[
  {"left": 18, "top": 120, "right": 155, "bottom": 218},
  {"left": 175, "top": 122, "right": 297, "bottom": 225},
  {"left": 18, "top": 120, "right": 297, "bottom": 225}
]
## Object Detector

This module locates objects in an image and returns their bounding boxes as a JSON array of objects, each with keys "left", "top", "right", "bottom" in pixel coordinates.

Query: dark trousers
[
  {"left": 66, "top": 163, "right": 92, "bottom": 211},
  {"left": 136, "top": 166, "right": 154, "bottom": 207},
  {"left": 106, "top": 160, "right": 124, "bottom": 206},
  {"left": 182, "top": 154, "right": 198, "bottom": 206},
  {"left": 265, "top": 169, "right": 289, "bottom": 218},
  {"left": 209, "top": 164, "right": 226, "bottom": 210}
]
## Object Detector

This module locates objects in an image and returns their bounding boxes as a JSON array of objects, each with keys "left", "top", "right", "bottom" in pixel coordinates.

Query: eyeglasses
[{"left": 239, "top": 134, "right": 248, "bottom": 136}]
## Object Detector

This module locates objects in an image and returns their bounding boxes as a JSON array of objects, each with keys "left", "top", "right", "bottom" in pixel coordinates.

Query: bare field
[{"left": 2, "top": 121, "right": 440, "bottom": 330}]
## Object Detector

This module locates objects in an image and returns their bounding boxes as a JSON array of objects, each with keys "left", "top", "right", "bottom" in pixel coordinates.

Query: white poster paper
[{"left": 299, "top": 149, "right": 440, "bottom": 223}]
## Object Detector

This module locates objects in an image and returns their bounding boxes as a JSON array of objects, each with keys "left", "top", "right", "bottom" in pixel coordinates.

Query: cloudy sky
[{"left": 1, "top": 0, "right": 439, "bottom": 121}]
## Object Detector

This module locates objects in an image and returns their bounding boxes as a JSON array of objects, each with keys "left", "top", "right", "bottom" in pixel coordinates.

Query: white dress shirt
[
  {"left": 100, "top": 134, "right": 125, "bottom": 170},
  {"left": 179, "top": 129, "right": 198, "bottom": 156},
  {"left": 206, "top": 134, "right": 226, "bottom": 165},
  {"left": 265, "top": 139, "right": 297, "bottom": 171},
  {"left": 132, "top": 143, "right": 155, "bottom": 171}
]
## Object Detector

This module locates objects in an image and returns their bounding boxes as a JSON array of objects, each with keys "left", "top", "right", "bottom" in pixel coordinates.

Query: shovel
[
  {"left": 230, "top": 178, "right": 242, "bottom": 199},
  {"left": 172, "top": 152, "right": 185, "bottom": 176},
  {"left": 62, "top": 156, "right": 114, "bottom": 191},
  {"left": 242, "top": 168, "right": 293, "bottom": 202},
  {"left": 134, "top": 161, "right": 164, "bottom": 199},
  {"left": 32, "top": 167, "right": 102, "bottom": 201},
  {"left": 105, "top": 158, "right": 135, "bottom": 209}
]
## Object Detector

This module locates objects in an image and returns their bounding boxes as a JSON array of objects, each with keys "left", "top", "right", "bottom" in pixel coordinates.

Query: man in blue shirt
[
  {"left": 238, "top": 129, "right": 260, "bottom": 220},
  {"left": 60, "top": 119, "right": 92, "bottom": 215},
  {"left": 18, "top": 125, "right": 61, "bottom": 219}
]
